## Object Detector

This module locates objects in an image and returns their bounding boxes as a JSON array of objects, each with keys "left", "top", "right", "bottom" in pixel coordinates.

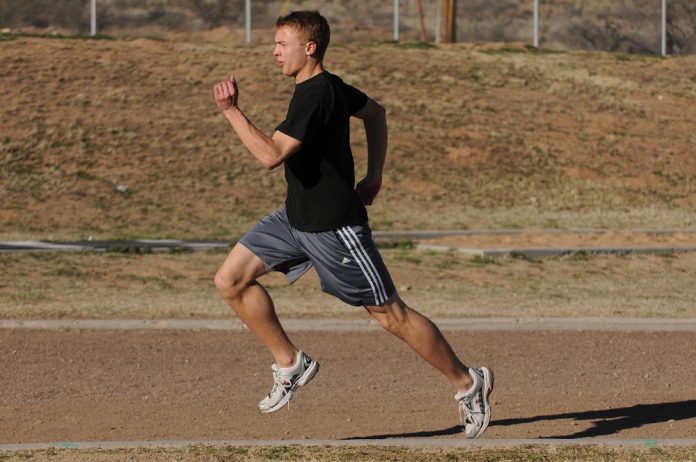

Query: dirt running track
[{"left": 1, "top": 329, "right": 694, "bottom": 444}]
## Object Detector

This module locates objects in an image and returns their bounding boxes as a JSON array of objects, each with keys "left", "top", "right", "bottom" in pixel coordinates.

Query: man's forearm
[
  {"left": 224, "top": 107, "right": 283, "bottom": 170},
  {"left": 364, "top": 108, "right": 388, "bottom": 178}
]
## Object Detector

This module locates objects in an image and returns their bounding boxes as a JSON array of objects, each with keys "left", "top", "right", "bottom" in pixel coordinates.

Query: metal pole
[
  {"left": 90, "top": 0, "right": 96, "bottom": 36},
  {"left": 394, "top": 0, "right": 399, "bottom": 42},
  {"left": 245, "top": 0, "right": 252, "bottom": 44},
  {"left": 661, "top": 0, "right": 667, "bottom": 56},
  {"left": 533, "top": 0, "right": 539, "bottom": 48},
  {"left": 435, "top": 0, "right": 441, "bottom": 43}
]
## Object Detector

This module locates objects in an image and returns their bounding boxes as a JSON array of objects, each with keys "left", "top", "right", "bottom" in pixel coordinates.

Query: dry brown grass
[
  {"left": 2, "top": 248, "right": 696, "bottom": 320},
  {"left": 2, "top": 37, "right": 696, "bottom": 241},
  {"left": 2, "top": 444, "right": 694, "bottom": 462}
]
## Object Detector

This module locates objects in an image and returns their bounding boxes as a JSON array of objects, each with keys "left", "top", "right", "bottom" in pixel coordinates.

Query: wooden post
[
  {"left": 416, "top": 0, "right": 427, "bottom": 42},
  {"left": 443, "top": 0, "right": 456, "bottom": 43}
]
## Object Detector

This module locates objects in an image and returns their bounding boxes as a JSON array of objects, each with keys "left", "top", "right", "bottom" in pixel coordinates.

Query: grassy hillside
[{"left": 2, "top": 36, "right": 696, "bottom": 240}]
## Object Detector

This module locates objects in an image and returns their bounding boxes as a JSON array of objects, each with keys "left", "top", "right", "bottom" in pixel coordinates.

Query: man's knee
[
  {"left": 365, "top": 295, "right": 408, "bottom": 334},
  {"left": 215, "top": 244, "right": 267, "bottom": 300},
  {"left": 214, "top": 267, "right": 248, "bottom": 300}
]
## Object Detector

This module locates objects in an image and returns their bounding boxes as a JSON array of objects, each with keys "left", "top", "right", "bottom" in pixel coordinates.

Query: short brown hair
[{"left": 276, "top": 10, "right": 330, "bottom": 61}]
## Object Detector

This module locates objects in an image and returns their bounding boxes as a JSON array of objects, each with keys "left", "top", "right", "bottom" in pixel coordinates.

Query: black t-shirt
[{"left": 276, "top": 71, "right": 369, "bottom": 232}]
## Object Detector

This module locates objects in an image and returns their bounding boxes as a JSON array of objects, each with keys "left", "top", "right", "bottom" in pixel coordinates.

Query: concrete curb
[
  {"left": 5, "top": 228, "right": 696, "bottom": 256},
  {"left": 1, "top": 438, "right": 694, "bottom": 451},
  {"left": 0, "top": 239, "right": 230, "bottom": 253},
  {"left": 417, "top": 244, "right": 696, "bottom": 258},
  {"left": 3, "top": 318, "right": 696, "bottom": 332}
]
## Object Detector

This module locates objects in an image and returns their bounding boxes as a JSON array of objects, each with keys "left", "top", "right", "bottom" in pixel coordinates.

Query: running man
[{"left": 212, "top": 10, "right": 493, "bottom": 438}]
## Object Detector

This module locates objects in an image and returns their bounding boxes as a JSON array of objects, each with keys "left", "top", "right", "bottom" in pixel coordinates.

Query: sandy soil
[{"left": 2, "top": 329, "right": 694, "bottom": 444}]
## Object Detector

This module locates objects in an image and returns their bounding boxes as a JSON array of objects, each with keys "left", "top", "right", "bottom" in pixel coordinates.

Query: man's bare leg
[
  {"left": 365, "top": 294, "right": 473, "bottom": 393},
  {"left": 214, "top": 243, "right": 298, "bottom": 368}
]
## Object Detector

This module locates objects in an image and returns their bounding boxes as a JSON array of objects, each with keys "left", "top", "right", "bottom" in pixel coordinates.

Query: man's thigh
[
  {"left": 237, "top": 208, "right": 313, "bottom": 283},
  {"left": 216, "top": 242, "right": 269, "bottom": 284},
  {"left": 296, "top": 223, "right": 396, "bottom": 307}
]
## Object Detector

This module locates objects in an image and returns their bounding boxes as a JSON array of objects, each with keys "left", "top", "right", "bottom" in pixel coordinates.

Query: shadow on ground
[
  {"left": 341, "top": 400, "right": 696, "bottom": 440},
  {"left": 495, "top": 400, "right": 696, "bottom": 439}
]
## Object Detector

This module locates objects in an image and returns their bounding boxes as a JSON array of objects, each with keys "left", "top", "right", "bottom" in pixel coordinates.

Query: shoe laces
[
  {"left": 266, "top": 365, "right": 283, "bottom": 394},
  {"left": 266, "top": 364, "right": 295, "bottom": 410},
  {"left": 457, "top": 391, "right": 481, "bottom": 426}
]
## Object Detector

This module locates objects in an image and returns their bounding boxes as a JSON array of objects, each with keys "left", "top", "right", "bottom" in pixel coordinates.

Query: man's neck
[{"left": 295, "top": 61, "right": 324, "bottom": 84}]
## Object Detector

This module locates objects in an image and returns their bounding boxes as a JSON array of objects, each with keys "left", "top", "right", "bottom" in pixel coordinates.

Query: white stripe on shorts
[{"left": 337, "top": 226, "right": 388, "bottom": 305}]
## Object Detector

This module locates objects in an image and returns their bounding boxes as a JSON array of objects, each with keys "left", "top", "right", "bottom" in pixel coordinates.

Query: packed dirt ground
[{"left": 2, "top": 329, "right": 695, "bottom": 444}]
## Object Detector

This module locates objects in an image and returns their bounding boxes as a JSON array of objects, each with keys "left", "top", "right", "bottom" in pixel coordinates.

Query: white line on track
[
  {"left": 2, "top": 438, "right": 696, "bottom": 451},
  {"left": 2, "top": 318, "right": 696, "bottom": 332}
]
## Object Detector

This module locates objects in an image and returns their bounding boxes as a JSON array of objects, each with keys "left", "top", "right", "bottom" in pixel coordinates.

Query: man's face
[{"left": 273, "top": 26, "right": 309, "bottom": 77}]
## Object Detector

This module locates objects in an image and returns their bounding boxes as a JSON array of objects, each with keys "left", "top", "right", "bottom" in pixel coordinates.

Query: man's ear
[{"left": 305, "top": 41, "right": 317, "bottom": 57}]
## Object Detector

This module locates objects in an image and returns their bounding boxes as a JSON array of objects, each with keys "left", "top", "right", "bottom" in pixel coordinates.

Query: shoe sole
[
  {"left": 471, "top": 367, "right": 494, "bottom": 439},
  {"left": 259, "top": 359, "right": 320, "bottom": 414}
]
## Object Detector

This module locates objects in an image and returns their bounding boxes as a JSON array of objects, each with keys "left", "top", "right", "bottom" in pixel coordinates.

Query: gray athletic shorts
[{"left": 239, "top": 208, "right": 396, "bottom": 307}]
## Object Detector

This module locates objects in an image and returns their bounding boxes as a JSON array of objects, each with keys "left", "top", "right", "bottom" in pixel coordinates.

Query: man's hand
[
  {"left": 213, "top": 75, "right": 239, "bottom": 112},
  {"left": 356, "top": 175, "right": 382, "bottom": 206}
]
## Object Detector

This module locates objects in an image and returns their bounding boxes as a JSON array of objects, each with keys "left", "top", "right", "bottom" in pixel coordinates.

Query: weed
[
  {"left": 222, "top": 446, "right": 249, "bottom": 455},
  {"left": 569, "top": 251, "right": 592, "bottom": 261},
  {"left": 511, "top": 252, "right": 542, "bottom": 263},
  {"left": 106, "top": 245, "right": 152, "bottom": 254},
  {"left": 469, "top": 255, "right": 500, "bottom": 266},
  {"left": 481, "top": 46, "right": 529, "bottom": 54},
  {"left": 394, "top": 253, "right": 422, "bottom": 264},
  {"left": 377, "top": 239, "right": 415, "bottom": 250},
  {"left": 50, "top": 266, "right": 85, "bottom": 278},
  {"left": 262, "top": 446, "right": 295, "bottom": 460},
  {"left": 75, "top": 170, "right": 96, "bottom": 181},
  {"left": 530, "top": 47, "right": 566, "bottom": 54},
  {"left": 435, "top": 256, "right": 460, "bottom": 269},
  {"left": 396, "top": 41, "right": 436, "bottom": 50}
]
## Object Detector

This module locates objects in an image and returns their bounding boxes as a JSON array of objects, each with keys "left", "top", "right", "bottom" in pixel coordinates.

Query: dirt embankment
[{"left": 2, "top": 37, "right": 696, "bottom": 240}]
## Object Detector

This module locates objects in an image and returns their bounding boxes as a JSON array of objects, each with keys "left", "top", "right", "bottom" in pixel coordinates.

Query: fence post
[
  {"left": 661, "top": 0, "right": 667, "bottom": 56},
  {"left": 245, "top": 0, "right": 252, "bottom": 44},
  {"left": 435, "top": 0, "right": 441, "bottom": 43},
  {"left": 533, "top": 0, "right": 539, "bottom": 48},
  {"left": 394, "top": 0, "right": 400, "bottom": 41},
  {"left": 90, "top": 0, "right": 96, "bottom": 36}
]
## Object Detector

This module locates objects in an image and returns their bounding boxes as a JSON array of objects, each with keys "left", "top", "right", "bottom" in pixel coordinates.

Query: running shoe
[
  {"left": 455, "top": 366, "right": 494, "bottom": 439},
  {"left": 258, "top": 351, "right": 319, "bottom": 413}
]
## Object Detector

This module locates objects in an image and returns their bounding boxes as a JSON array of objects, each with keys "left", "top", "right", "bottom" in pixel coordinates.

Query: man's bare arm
[
  {"left": 353, "top": 98, "right": 388, "bottom": 205},
  {"left": 214, "top": 75, "right": 301, "bottom": 170}
]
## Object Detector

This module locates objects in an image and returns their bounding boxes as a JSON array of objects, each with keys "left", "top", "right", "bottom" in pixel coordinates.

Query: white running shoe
[
  {"left": 455, "top": 367, "right": 494, "bottom": 439},
  {"left": 258, "top": 351, "right": 319, "bottom": 413}
]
